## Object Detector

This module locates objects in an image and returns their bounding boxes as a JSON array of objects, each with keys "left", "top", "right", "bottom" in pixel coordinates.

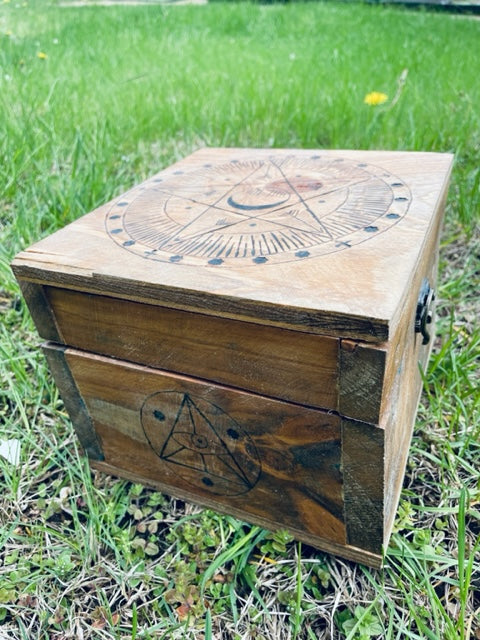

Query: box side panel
[
  {"left": 381, "top": 344, "right": 423, "bottom": 543},
  {"left": 342, "top": 419, "right": 384, "bottom": 555},
  {"left": 41, "top": 343, "right": 104, "bottom": 461},
  {"left": 382, "top": 292, "right": 437, "bottom": 541},
  {"left": 382, "top": 172, "right": 447, "bottom": 542},
  {"left": 47, "top": 347, "right": 347, "bottom": 548},
  {"left": 42, "top": 287, "right": 339, "bottom": 411}
]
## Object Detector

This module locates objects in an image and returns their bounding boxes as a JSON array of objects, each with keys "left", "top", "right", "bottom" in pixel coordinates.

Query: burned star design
[
  {"left": 106, "top": 155, "right": 411, "bottom": 266},
  {"left": 141, "top": 391, "right": 261, "bottom": 496}
]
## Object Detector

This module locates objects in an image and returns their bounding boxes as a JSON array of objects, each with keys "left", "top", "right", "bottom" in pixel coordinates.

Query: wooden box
[{"left": 12, "top": 148, "right": 453, "bottom": 566}]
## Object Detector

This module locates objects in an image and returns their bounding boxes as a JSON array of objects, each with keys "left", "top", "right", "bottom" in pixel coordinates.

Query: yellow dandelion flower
[
  {"left": 37, "top": 51, "right": 48, "bottom": 60},
  {"left": 5, "top": 30, "right": 12, "bottom": 37},
  {"left": 364, "top": 91, "right": 388, "bottom": 106}
]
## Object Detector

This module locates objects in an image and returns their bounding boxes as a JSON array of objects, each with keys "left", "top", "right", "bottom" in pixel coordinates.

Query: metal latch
[{"left": 415, "top": 278, "right": 435, "bottom": 345}]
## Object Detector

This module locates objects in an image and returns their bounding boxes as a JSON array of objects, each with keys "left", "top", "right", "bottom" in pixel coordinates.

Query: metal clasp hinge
[{"left": 415, "top": 278, "right": 435, "bottom": 345}]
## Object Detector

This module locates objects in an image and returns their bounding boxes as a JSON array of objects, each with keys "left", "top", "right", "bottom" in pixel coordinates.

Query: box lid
[{"left": 12, "top": 148, "right": 453, "bottom": 343}]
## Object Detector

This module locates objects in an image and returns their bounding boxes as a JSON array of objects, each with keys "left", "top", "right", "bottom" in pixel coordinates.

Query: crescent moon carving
[{"left": 226, "top": 195, "right": 290, "bottom": 211}]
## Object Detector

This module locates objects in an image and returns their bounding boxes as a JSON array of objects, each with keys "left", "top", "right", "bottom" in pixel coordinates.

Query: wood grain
[
  {"left": 13, "top": 269, "right": 389, "bottom": 343},
  {"left": 342, "top": 418, "right": 384, "bottom": 554},
  {"left": 13, "top": 147, "right": 453, "bottom": 567},
  {"left": 382, "top": 177, "right": 446, "bottom": 540},
  {"left": 43, "top": 286, "right": 339, "bottom": 410},
  {"left": 42, "top": 343, "right": 104, "bottom": 460},
  {"left": 18, "top": 281, "right": 63, "bottom": 343},
  {"left": 11, "top": 148, "right": 454, "bottom": 344},
  {"left": 338, "top": 340, "right": 386, "bottom": 424},
  {"left": 59, "top": 347, "right": 346, "bottom": 546},
  {"left": 91, "top": 459, "right": 382, "bottom": 568}
]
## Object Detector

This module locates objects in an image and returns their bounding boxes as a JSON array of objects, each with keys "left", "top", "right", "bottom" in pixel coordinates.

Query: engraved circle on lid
[{"left": 106, "top": 155, "right": 411, "bottom": 267}]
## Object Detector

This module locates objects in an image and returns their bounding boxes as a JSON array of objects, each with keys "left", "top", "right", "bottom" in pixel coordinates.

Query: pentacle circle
[
  {"left": 141, "top": 391, "right": 261, "bottom": 497},
  {"left": 105, "top": 155, "right": 411, "bottom": 267}
]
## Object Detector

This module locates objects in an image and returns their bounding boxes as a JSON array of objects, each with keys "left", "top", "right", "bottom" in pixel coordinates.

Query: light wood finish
[
  {"left": 12, "top": 148, "right": 454, "bottom": 343},
  {"left": 382, "top": 177, "right": 447, "bottom": 538}
]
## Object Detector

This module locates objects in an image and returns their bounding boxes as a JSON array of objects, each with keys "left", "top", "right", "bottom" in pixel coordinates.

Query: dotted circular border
[{"left": 105, "top": 156, "right": 411, "bottom": 267}]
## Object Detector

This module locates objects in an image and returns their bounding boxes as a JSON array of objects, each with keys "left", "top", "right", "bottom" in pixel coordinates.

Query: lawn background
[{"left": 0, "top": 1, "right": 479, "bottom": 638}]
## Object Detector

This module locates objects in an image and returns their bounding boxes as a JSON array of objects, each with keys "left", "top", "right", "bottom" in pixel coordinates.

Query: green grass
[{"left": 1, "top": 1, "right": 479, "bottom": 638}]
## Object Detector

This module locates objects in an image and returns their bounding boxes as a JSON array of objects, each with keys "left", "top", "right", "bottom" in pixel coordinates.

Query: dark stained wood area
[
  {"left": 43, "top": 286, "right": 339, "bottom": 411},
  {"left": 57, "top": 347, "right": 346, "bottom": 547}
]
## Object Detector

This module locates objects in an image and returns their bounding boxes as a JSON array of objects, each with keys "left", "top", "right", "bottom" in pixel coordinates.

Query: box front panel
[
  {"left": 42, "top": 286, "right": 339, "bottom": 410},
  {"left": 57, "top": 347, "right": 346, "bottom": 550}
]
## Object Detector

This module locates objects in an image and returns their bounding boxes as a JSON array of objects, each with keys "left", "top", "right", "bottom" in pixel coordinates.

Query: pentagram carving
[
  {"left": 141, "top": 391, "right": 261, "bottom": 496},
  {"left": 106, "top": 155, "right": 411, "bottom": 266}
]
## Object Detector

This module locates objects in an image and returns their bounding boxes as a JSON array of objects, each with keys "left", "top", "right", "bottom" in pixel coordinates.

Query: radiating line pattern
[{"left": 106, "top": 155, "right": 411, "bottom": 266}]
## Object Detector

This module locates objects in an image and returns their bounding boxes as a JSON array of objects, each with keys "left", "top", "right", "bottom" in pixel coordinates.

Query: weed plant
[{"left": 0, "top": 1, "right": 479, "bottom": 638}]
